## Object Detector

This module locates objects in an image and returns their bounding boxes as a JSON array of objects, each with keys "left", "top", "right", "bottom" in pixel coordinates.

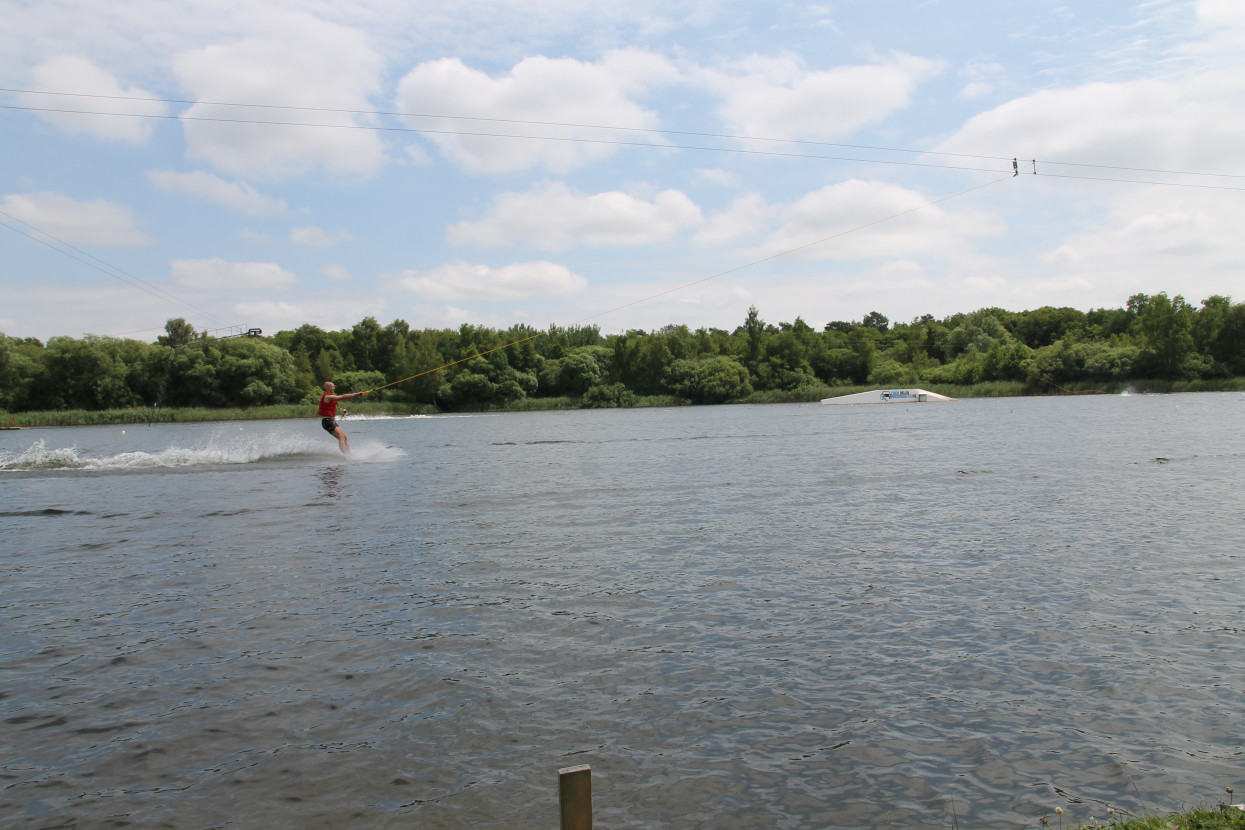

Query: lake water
[{"left": 2, "top": 393, "right": 1242, "bottom": 829}]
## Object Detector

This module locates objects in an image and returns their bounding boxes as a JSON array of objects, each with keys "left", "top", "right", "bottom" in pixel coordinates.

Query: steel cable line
[
  {"left": 0, "top": 101, "right": 1007, "bottom": 173},
  {"left": 7, "top": 102, "right": 1245, "bottom": 187},
  {"left": 1028, "top": 171, "right": 1245, "bottom": 191},
  {"left": 6, "top": 87, "right": 1245, "bottom": 183},
  {"left": 0, "top": 86, "right": 1017, "bottom": 162}
]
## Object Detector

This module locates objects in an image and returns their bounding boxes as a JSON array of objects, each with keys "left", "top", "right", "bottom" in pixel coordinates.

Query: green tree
[
  {"left": 583, "top": 382, "right": 637, "bottom": 407},
  {"left": 158, "top": 318, "right": 197, "bottom": 347},
  {"left": 0, "top": 334, "right": 43, "bottom": 411},
  {"left": 557, "top": 348, "right": 605, "bottom": 395},
  {"left": 861, "top": 310, "right": 889, "bottom": 332},
  {"left": 1192, "top": 295, "right": 1245, "bottom": 374},
  {"left": 392, "top": 329, "right": 445, "bottom": 404},
  {"left": 1010, "top": 306, "right": 1085, "bottom": 348},
  {"left": 758, "top": 329, "right": 815, "bottom": 390},
  {"left": 665, "top": 355, "right": 752, "bottom": 403},
  {"left": 291, "top": 346, "right": 316, "bottom": 390},
  {"left": 742, "top": 305, "right": 765, "bottom": 369},
  {"left": 211, "top": 338, "right": 303, "bottom": 406},
  {"left": 332, "top": 370, "right": 386, "bottom": 397},
  {"left": 945, "top": 310, "right": 1011, "bottom": 359},
  {"left": 348, "top": 316, "right": 383, "bottom": 372},
  {"left": 1133, "top": 292, "right": 1197, "bottom": 379},
  {"left": 438, "top": 352, "right": 536, "bottom": 409},
  {"left": 37, "top": 335, "right": 148, "bottom": 410}
]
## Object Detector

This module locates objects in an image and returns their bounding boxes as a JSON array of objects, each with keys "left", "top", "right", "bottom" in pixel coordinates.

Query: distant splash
[
  {"left": 340, "top": 413, "right": 433, "bottom": 422},
  {"left": 0, "top": 436, "right": 403, "bottom": 472}
]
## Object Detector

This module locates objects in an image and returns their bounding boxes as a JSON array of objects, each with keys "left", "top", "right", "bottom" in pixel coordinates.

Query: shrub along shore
[
  {"left": 5, "top": 377, "right": 1244, "bottom": 429},
  {"left": 1065, "top": 805, "right": 1245, "bottom": 829}
]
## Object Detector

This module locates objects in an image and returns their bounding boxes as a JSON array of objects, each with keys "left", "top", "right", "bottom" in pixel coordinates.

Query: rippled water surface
[{"left": 2, "top": 394, "right": 1243, "bottom": 829}]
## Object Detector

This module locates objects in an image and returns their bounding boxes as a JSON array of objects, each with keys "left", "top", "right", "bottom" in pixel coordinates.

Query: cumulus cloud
[
  {"left": 290, "top": 226, "right": 354, "bottom": 248},
  {"left": 173, "top": 12, "right": 385, "bottom": 180},
  {"left": 448, "top": 182, "right": 702, "bottom": 250},
  {"left": 692, "top": 193, "right": 771, "bottom": 245},
  {"left": 393, "top": 49, "right": 678, "bottom": 174},
  {"left": 398, "top": 260, "right": 587, "bottom": 301},
  {"left": 937, "top": 77, "right": 1245, "bottom": 173},
  {"left": 169, "top": 258, "right": 297, "bottom": 289},
  {"left": 148, "top": 170, "right": 287, "bottom": 216},
  {"left": 758, "top": 179, "right": 1005, "bottom": 261},
  {"left": 1, "top": 191, "right": 152, "bottom": 245},
  {"left": 1195, "top": 0, "right": 1245, "bottom": 53},
  {"left": 22, "top": 56, "right": 167, "bottom": 143},
  {"left": 1032, "top": 187, "right": 1245, "bottom": 306},
  {"left": 699, "top": 52, "right": 944, "bottom": 140}
]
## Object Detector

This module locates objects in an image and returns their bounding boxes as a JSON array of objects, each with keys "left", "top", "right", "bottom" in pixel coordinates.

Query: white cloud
[
  {"left": 1, "top": 191, "right": 152, "bottom": 246},
  {"left": 22, "top": 56, "right": 167, "bottom": 143},
  {"left": 962, "top": 274, "right": 1007, "bottom": 293},
  {"left": 956, "top": 60, "right": 1005, "bottom": 102},
  {"left": 393, "top": 50, "right": 678, "bottom": 174},
  {"left": 398, "top": 260, "right": 587, "bottom": 301},
  {"left": 692, "top": 193, "right": 771, "bottom": 245},
  {"left": 148, "top": 170, "right": 287, "bottom": 216},
  {"left": 0, "top": 282, "right": 209, "bottom": 341},
  {"left": 318, "top": 264, "right": 354, "bottom": 282},
  {"left": 958, "top": 82, "right": 994, "bottom": 100},
  {"left": 758, "top": 179, "right": 1005, "bottom": 261},
  {"left": 695, "top": 168, "right": 742, "bottom": 188},
  {"left": 290, "top": 226, "right": 354, "bottom": 248},
  {"left": 936, "top": 73, "right": 1245, "bottom": 173},
  {"left": 1032, "top": 187, "right": 1245, "bottom": 306},
  {"left": 448, "top": 182, "right": 702, "bottom": 250},
  {"left": 403, "top": 303, "right": 520, "bottom": 330},
  {"left": 173, "top": 12, "right": 386, "bottom": 180},
  {"left": 1195, "top": 0, "right": 1245, "bottom": 53},
  {"left": 169, "top": 258, "right": 296, "bottom": 289},
  {"left": 699, "top": 52, "right": 944, "bottom": 140},
  {"left": 839, "top": 260, "right": 932, "bottom": 298}
]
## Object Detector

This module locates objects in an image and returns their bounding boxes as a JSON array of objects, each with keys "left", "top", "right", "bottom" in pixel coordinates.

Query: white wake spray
[{"left": 0, "top": 435, "right": 403, "bottom": 471}]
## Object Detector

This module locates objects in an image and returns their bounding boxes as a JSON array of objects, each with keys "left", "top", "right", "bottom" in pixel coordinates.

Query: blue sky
[{"left": 2, "top": 0, "right": 1243, "bottom": 342}]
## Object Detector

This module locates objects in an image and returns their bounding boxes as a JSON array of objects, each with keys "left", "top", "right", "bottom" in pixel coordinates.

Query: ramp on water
[{"left": 820, "top": 388, "right": 955, "bottom": 405}]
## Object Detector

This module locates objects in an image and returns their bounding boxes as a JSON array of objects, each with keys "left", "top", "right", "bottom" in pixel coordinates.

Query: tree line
[{"left": 2, "top": 292, "right": 1243, "bottom": 413}]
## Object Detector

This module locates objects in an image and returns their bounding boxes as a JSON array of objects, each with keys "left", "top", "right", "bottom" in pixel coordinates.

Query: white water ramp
[{"left": 820, "top": 388, "right": 955, "bottom": 405}]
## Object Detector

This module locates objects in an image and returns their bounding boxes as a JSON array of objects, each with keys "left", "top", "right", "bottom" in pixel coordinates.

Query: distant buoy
[{"left": 121, "top": 430, "right": 125, "bottom": 435}]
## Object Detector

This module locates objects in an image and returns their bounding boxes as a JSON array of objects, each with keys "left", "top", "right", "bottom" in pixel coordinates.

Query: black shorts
[{"left": 321, "top": 417, "right": 339, "bottom": 433}]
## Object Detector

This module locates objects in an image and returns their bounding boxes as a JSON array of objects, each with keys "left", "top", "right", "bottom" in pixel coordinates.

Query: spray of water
[{"left": 0, "top": 436, "right": 402, "bottom": 472}]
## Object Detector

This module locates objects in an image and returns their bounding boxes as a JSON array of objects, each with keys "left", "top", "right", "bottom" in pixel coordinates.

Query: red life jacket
[{"left": 318, "top": 394, "right": 338, "bottom": 417}]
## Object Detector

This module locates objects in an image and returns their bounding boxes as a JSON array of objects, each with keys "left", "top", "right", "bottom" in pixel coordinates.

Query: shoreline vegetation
[
  {"left": 5, "top": 377, "right": 1244, "bottom": 428},
  {"left": 1063, "top": 804, "right": 1245, "bottom": 830},
  {"left": 5, "top": 293, "right": 1245, "bottom": 428}
]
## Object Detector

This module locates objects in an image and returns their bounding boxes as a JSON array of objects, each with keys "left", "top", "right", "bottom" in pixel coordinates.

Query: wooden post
[{"left": 558, "top": 764, "right": 592, "bottom": 830}]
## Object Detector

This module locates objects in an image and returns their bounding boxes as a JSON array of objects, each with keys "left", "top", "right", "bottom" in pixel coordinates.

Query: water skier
[{"left": 319, "top": 381, "right": 366, "bottom": 453}]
